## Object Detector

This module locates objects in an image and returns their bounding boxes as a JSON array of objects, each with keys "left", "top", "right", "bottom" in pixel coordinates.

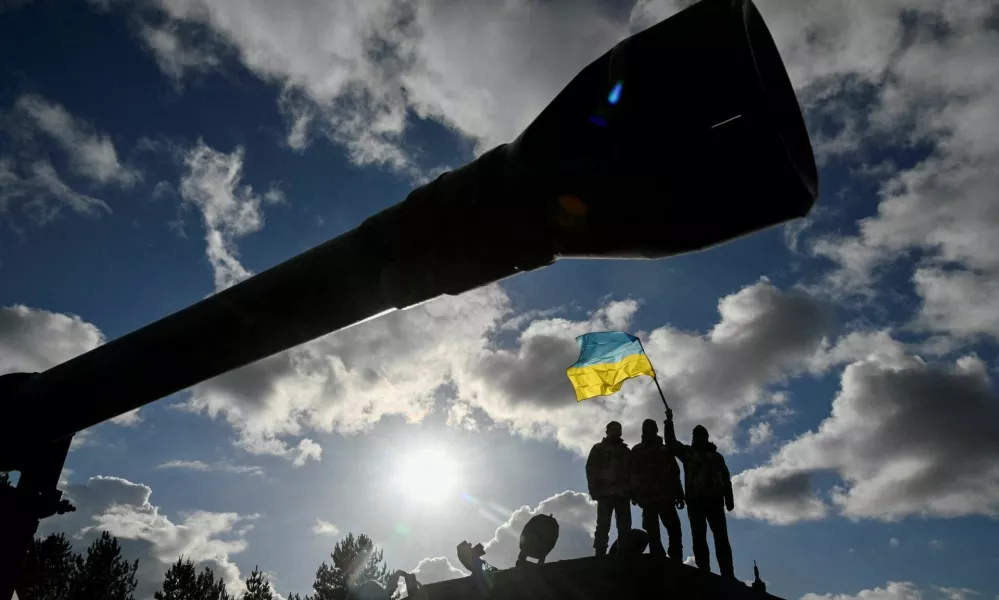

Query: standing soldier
[
  {"left": 630, "top": 418, "right": 685, "bottom": 561},
  {"left": 586, "top": 421, "right": 632, "bottom": 556},
  {"left": 664, "top": 409, "right": 736, "bottom": 579}
]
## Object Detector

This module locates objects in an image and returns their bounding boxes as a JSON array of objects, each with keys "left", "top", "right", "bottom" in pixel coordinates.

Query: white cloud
[
  {"left": 14, "top": 94, "right": 140, "bottom": 187},
  {"left": 179, "top": 140, "right": 268, "bottom": 291},
  {"left": 699, "top": 0, "right": 999, "bottom": 346},
  {"left": 802, "top": 582, "right": 925, "bottom": 600},
  {"left": 129, "top": 0, "right": 625, "bottom": 174},
  {"left": 139, "top": 21, "right": 220, "bottom": 82},
  {"left": 889, "top": 537, "right": 900, "bottom": 548},
  {"left": 408, "top": 557, "right": 467, "bottom": 585},
  {"left": 734, "top": 347, "right": 999, "bottom": 523},
  {"left": 184, "top": 279, "right": 831, "bottom": 465},
  {"left": 748, "top": 422, "right": 773, "bottom": 448},
  {"left": 110, "top": 409, "right": 144, "bottom": 427},
  {"left": 0, "top": 305, "right": 145, "bottom": 429},
  {"left": 912, "top": 268, "right": 999, "bottom": 340},
  {"left": 454, "top": 279, "right": 831, "bottom": 455},
  {"left": 0, "top": 305, "right": 104, "bottom": 375},
  {"left": 69, "top": 429, "right": 96, "bottom": 452},
  {"left": 937, "top": 588, "right": 981, "bottom": 600},
  {"left": 184, "top": 284, "right": 508, "bottom": 463},
  {"left": 0, "top": 159, "right": 111, "bottom": 223},
  {"left": 41, "top": 475, "right": 254, "bottom": 600},
  {"left": 310, "top": 518, "right": 339, "bottom": 537},
  {"left": 483, "top": 490, "right": 597, "bottom": 569},
  {"left": 155, "top": 459, "right": 265, "bottom": 477}
]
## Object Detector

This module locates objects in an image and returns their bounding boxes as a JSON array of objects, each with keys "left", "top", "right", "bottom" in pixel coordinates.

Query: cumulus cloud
[
  {"left": 889, "top": 537, "right": 900, "bottom": 548},
  {"left": 127, "top": 0, "right": 625, "bottom": 174},
  {"left": 310, "top": 519, "right": 340, "bottom": 537},
  {"left": 483, "top": 490, "right": 597, "bottom": 569},
  {"left": 179, "top": 140, "right": 277, "bottom": 291},
  {"left": 13, "top": 94, "right": 140, "bottom": 187},
  {"left": 803, "top": 582, "right": 984, "bottom": 600},
  {"left": 802, "top": 582, "right": 925, "bottom": 600},
  {"left": 184, "top": 278, "right": 830, "bottom": 464},
  {"left": 185, "top": 284, "right": 508, "bottom": 463},
  {"left": 0, "top": 305, "right": 147, "bottom": 431},
  {"left": 156, "top": 459, "right": 265, "bottom": 477},
  {"left": 40, "top": 475, "right": 254, "bottom": 600},
  {"left": 666, "top": 0, "right": 999, "bottom": 345},
  {"left": 734, "top": 348, "right": 999, "bottom": 523},
  {"left": 455, "top": 279, "right": 831, "bottom": 455},
  {"left": 408, "top": 556, "right": 467, "bottom": 585},
  {"left": 0, "top": 305, "right": 104, "bottom": 375}
]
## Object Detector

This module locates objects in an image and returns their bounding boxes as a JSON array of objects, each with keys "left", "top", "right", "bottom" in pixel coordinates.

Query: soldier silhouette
[
  {"left": 665, "top": 409, "right": 735, "bottom": 579},
  {"left": 586, "top": 421, "right": 632, "bottom": 556},
  {"left": 630, "top": 418, "right": 685, "bottom": 561}
]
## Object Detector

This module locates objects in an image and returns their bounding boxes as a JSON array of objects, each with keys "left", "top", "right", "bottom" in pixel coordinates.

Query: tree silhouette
[
  {"left": 154, "top": 557, "right": 231, "bottom": 600},
  {"left": 310, "top": 533, "right": 389, "bottom": 600},
  {"left": 18, "top": 533, "right": 81, "bottom": 600},
  {"left": 242, "top": 566, "right": 273, "bottom": 600},
  {"left": 68, "top": 531, "right": 139, "bottom": 600}
]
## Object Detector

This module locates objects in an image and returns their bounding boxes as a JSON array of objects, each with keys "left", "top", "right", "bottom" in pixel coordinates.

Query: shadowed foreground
[{"left": 421, "top": 555, "right": 783, "bottom": 600}]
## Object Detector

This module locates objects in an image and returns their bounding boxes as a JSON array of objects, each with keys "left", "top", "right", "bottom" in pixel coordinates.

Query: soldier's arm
[{"left": 664, "top": 412, "right": 689, "bottom": 462}]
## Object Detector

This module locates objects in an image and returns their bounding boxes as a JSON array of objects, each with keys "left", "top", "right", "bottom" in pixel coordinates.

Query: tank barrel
[{"left": 1, "top": 0, "right": 817, "bottom": 450}]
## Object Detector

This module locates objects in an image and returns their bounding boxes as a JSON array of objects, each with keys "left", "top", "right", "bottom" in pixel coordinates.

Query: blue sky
[{"left": 2, "top": 0, "right": 999, "bottom": 599}]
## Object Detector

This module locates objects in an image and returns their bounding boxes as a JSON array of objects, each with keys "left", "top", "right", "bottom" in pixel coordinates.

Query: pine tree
[
  {"left": 196, "top": 566, "right": 232, "bottom": 600},
  {"left": 155, "top": 557, "right": 231, "bottom": 600},
  {"left": 310, "top": 533, "right": 389, "bottom": 600},
  {"left": 69, "top": 531, "right": 139, "bottom": 600},
  {"left": 155, "top": 557, "right": 198, "bottom": 600},
  {"left": 242, "top": 567, "right": 272, "bottom": 600},
  {"left": 18, "top": 533, "right": 81, "bottom": 600}
]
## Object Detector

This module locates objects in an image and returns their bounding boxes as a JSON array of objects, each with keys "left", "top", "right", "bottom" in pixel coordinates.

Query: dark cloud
[{"left": 735, "top": 351, "right": 999, "bottom": 522}]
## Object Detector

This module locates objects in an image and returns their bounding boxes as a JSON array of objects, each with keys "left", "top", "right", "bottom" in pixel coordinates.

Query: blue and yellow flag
[{"left": 566, "top": 332, "right": 656, "bottom": 402}]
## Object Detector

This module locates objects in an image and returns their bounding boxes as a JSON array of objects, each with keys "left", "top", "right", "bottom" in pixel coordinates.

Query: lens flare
[{"left": 608, "top": 82, "right": 623, "bottom": 105}]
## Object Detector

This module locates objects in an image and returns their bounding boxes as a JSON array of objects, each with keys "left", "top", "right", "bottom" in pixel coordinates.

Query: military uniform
[
  {"left": 586, "top": 433, "right": 632, "bottom": 556},
  {"left": 630, "top": 430, "right": 684, "bottom": 561},
  {"left": 666, "top": 419, "right": 735, "bottom": 578}
]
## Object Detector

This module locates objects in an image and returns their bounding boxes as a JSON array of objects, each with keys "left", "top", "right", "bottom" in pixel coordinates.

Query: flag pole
[{"left": 651, "top": 372, "right": 670, "bottom": 412}]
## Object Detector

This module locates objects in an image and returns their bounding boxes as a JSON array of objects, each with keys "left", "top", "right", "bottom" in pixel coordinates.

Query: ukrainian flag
[{"left": 566, "top": 332, "right": 656, "bottom": 402}]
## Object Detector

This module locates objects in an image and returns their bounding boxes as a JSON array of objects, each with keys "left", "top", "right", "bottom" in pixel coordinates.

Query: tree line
[
  {"left": 18, "top": 530, "right": 389, "bottom": 600},
  {"left": 7, "top": 468, "right": 391, "bottom": 600}
]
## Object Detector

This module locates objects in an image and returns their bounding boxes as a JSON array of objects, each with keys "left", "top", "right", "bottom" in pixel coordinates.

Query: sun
[{"left": 393, "top": 446, "right": 459, "bottom": 505}]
